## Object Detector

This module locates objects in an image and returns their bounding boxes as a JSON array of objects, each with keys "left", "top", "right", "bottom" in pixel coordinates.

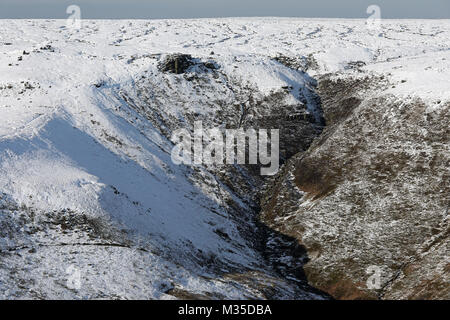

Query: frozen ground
[{"left": 0, "top": 18, "right": 448, "bottom": 299}]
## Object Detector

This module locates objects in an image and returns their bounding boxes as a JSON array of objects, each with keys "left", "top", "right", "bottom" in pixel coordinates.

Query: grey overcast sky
[{"left": 0, "top": 0, "right": 449, "bottom": 19}]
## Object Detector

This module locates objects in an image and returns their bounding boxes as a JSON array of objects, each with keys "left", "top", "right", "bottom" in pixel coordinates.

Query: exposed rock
[
  {"left": 157, "top": 53, "right": 218, "bottom": 74},
  {"left": 273, "top": 54, "right": 319, "bottom": 73},
  {"left": 158, "top": 53, "right": 194, "bottom": 74}
]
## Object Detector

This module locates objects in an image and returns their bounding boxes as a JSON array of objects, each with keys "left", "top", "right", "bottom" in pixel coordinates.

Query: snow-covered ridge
[{"left": 0, "top": 18, "right": 448, "bottom": 299}]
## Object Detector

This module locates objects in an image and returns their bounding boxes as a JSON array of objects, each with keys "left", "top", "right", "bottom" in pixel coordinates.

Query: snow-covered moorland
[{"left": 0, "top": 18, "right": 448, "bottom": 299}]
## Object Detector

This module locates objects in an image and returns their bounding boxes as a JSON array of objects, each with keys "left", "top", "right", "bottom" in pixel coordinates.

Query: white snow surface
[{"left": 0, "top": 18, "right": 449, "bottom": 299}]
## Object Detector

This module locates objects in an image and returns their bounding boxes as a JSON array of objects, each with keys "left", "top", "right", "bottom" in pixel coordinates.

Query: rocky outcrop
[{"left": 157, "top": 53, "right": 218, "bottom": 74}]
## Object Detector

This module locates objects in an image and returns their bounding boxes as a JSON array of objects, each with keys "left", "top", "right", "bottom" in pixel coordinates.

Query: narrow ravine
[{"left": 122, "top": 53, "right": 331, "bottom": 298}]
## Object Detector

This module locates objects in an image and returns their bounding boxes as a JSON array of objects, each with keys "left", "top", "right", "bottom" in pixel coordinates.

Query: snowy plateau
[{"left": 0, "top": 18, "right": 448, "bottom": 300}]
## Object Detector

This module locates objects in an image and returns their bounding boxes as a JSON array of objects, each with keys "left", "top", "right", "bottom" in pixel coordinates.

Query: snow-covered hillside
[{"left": 0, "top": 18, "right": 448, "bottom": 299}]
